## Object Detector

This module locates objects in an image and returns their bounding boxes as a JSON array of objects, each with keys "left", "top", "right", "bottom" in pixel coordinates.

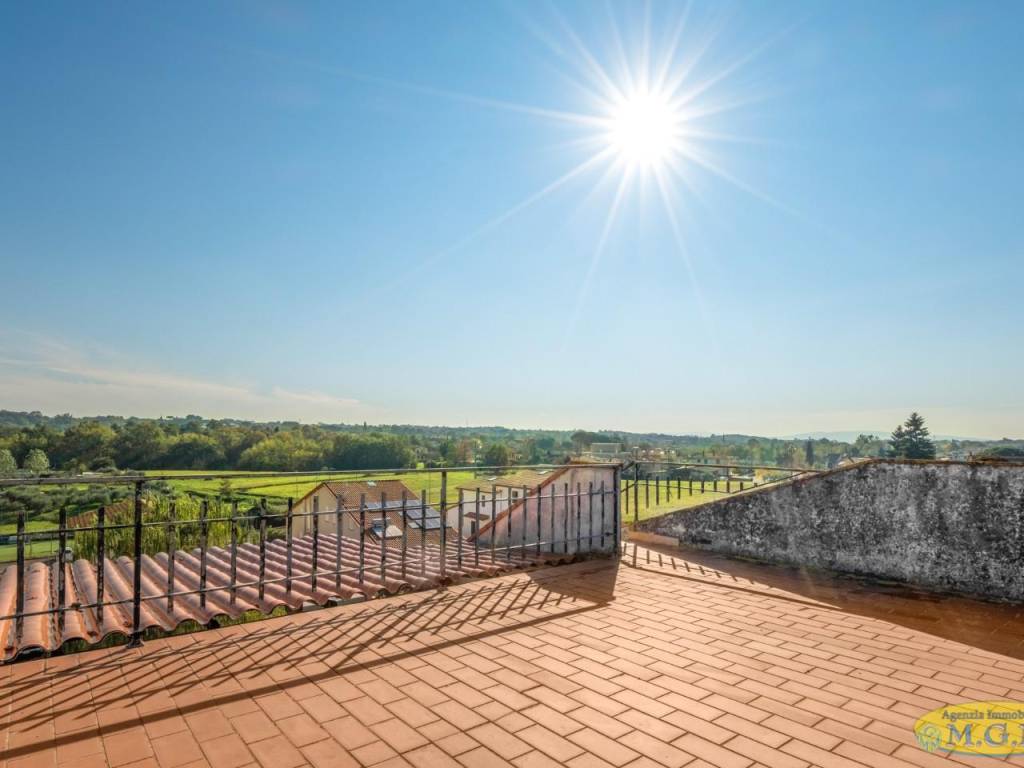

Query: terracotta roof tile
[{"left": 0, "top": 534, "right": 575, "bottom": 662}]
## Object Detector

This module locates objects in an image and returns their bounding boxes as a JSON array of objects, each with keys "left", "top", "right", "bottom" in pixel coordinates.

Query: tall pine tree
[{"left": 888, "top": 412, "right": 936, "bottom": 459}]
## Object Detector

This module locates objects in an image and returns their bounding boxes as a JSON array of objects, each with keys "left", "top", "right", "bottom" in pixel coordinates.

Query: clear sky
[{"left": 1, "top": 1, "right": 1022, "bottom": 438}]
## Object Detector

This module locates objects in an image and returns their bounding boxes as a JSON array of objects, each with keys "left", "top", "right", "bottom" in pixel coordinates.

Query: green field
[
  {"left": 621, "top": 479, "right": 747, "bottom": 521},
  {"left": 147, "top": 469, "right": 481, "bottom": 506}
]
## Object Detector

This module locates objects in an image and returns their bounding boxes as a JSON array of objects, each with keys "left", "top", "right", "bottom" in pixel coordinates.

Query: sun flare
[{"left": 607, "top": 90, "right": 680, "bottom": 169}]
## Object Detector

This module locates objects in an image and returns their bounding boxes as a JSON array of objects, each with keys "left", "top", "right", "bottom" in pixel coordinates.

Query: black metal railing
[
  {"left": 0, "top": 463, "right": 620, "bottom": 659},
  {"left": 621, "top": 460, "right": 817, "bottom": 525}
]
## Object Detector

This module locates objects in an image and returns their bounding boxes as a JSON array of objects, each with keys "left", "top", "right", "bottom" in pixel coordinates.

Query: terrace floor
[{"left": 4, "top": 544, "right": 1024, "bottom": 768}]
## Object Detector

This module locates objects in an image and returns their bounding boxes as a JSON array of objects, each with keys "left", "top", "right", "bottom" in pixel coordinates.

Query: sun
[{"left": 607, "top": 89, "right": 680, "bottom": 169}]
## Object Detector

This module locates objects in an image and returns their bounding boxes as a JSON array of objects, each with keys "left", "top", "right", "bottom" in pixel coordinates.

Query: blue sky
[{"left": 1, "top": 1, "right": 1022, "bottom": 438}]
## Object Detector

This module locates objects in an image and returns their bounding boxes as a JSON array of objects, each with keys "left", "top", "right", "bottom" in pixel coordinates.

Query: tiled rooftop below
[{"left": 4, "top": 544, "right": 1024, "bottom": 768}]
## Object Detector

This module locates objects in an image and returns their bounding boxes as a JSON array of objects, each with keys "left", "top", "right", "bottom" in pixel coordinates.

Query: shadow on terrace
[
  {"left": 2, "top": 558, "right": 617, "bottom": 763},
  {"left": 622, "top": 541, "right": 1024, "bottom": 662}
]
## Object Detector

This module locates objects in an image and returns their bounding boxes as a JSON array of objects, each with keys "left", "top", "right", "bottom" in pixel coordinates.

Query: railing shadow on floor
[
  {"left": 621, "top": 540, "right": 1024, "bottom": 662},
  {"left": 1, "top": 558, "right": 619, "bottom": 761}
]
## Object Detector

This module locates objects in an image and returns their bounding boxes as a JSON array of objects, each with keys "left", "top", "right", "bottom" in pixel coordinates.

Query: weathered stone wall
[{"left": 638, "top": 460, "right": 1024, "bottom": 601}]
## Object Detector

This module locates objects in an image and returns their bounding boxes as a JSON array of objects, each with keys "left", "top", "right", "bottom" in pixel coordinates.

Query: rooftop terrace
[{"left": 5, "top": 542, "right": 1022, "bottom": 768}]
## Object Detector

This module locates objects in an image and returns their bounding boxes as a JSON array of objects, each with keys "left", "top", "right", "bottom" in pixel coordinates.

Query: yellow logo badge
[{"left": 915, "top": 701, "right": 1024, "bottom": 757}]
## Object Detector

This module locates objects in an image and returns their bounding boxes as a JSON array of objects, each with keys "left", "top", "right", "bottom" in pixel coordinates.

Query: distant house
[
  {"left": 454, "top": 468, "right": 571, "bottom": 539},
  {"left": 293, "top": 480, "right": 457, "bottom": 548}
]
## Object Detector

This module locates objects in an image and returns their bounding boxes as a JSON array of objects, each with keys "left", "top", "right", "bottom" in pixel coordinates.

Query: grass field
[
  {"left": 621, "top": 479, "right": 747, "bottom": 521},
  {"left": 148, "top": 469, "right": 482, "bottom": 505}
]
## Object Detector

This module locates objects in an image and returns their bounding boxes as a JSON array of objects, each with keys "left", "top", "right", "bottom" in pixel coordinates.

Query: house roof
[
  {"left": 299, "top": 480, "right": 458, "bottom": 549},
  {"left": 458, "top": 468, "right": 567, "bottom": 494},
  {"left": 0, "top": 533, "right": 573, "bottom": 662}
]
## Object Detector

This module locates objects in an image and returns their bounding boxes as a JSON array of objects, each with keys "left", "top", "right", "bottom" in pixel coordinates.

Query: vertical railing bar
[
  {"left": 457, "top": 489, "right": 464, "bottom": 569},
  {"left": 358, "top": 494, "right": 366, "bottom": 584},
  {"left": 199, "top": 500, "right": 208, "bottom": 609},
  {"left": 401, "top": 491, "right": 408, "bottom": 580},
  {"left": 490, "top": 484, "right": 497, "bottom": 563},
  {"left": 600, "top": 479, "right": 607, "bottom": 551},
  {"left": 633, "top": 465, "right": 640, "bottom": 526},
  {"left": 587, "top": 481, "right": 594, "bottom": 553},
  {"left": 15, "top": 510, "right": 24, "bottom": 640},
  {"left": 474, "top": 489, "right": 481, "bottom": 566},
  {"left": 612, "top": 467, "right": 621, "bottom": 554},
  {"left": 258, "top": 499, "right": 267, "bottom": 601},
  {"left": 575, "top": 482, "right": 582, "bottom": 553},
  {"left": 57, "top": 506, "right": 67, "bottom": 635},
  {"left": 440, "top": 471, "right": 448, "bottom": 580},
  {"left": 166, "top": 501, "right": 176, "bottom": 613},
  {"left": 656, "top": 475, "right": 660, "bottom": 506},
  {"left": 96, "top": 505, "right": 106, "bottom": 625},
  {"left": 549, "top": 484, "right": 556, "bottom": 554},
  {"left": 520, "top": 485, "right": 528, "bottom": 559},
  {"left": 505, "top": 485, "right": 512, "bottom": 562},
  {"left": 563, "top": 483, "right": 569, "bottom": 554},
  {"left": 379, "top": 491, "right": 387, "bottom": 585},
  {"left": 419, "top": 490, "right": 427, "bottom": 577},
  {"left": 229, "top": 500, "right": 238, "bottom": 605},
  {"left": 334, "top": 493, "right": 342, "bottom": 591},
  {"left": 645, "top": 473, "right": 650, "bottom": 510},
  {"left": 286, "top": 497, "right": 294, "bottom": 593},
  {"left": 535, "top": 485, "right": 542, "bottom": 557},
  {"left": 311, "top": 495, "right": 319, "bottom": 592},
  {"left": 128, "top": 481, "right": 144, "bottom": 648}
]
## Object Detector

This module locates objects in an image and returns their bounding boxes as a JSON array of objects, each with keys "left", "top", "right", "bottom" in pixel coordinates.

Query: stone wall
[{"left": 638, "top": 460, "right": 1024, "bottom": 601}]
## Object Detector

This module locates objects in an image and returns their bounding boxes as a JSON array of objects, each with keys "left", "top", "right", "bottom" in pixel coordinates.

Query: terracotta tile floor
[{"left": 3, "top": 544, "right": 1024, "bottom": 768}]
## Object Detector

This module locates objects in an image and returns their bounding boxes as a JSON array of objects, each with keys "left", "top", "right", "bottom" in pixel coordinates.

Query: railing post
[
  {"left": 587, "top": 481, "right": 594, "bottom": 553},
  {"left": 358, "top": 494, "right": 366, "bottom": 584},
  {"left": 379, "top": 491, "right": 387, "bottom": 585},
  {"left": 167, "top": 501, "right": 176, "bottom": 613},
  {"left": 600, "top": 478, "right": 607, "bottom": 551},
  {"left": 535, "top": 486, "right": 542, "bottom": 557},
  {"left": 457, "top": 489, "right": 464, "bottom": 569},
  {"left": 575, "top": 482, "right": 582, "bottom": 553},
  {"left": 520, "top": 485, "right": 528, "bottom": 558},
  {"left": 549, "top": 484, "right": 555, "bottom": 555},
  {"left": 612, "top": 466, "right": 621, "bottom": 553},
  {"left": 286, "top": 497, "right": 294, "bottom": 594},
  {"left": 563, "top": 483, "right": 569, "bottom": 554},
  {"left": 474, "top": 488, "right": 481, "bottom": 566},
  {"left": 490, "top": 484, "right": 497, "bottom": 562},
  {"left": 57, "top": 506, "right": 67, "bottom": 635},
  {"left": 633, "top": 464, "right": 639, "bottom": 526},
  {"left": 335, "top": 493, "right": 343, "bottom": 591},
  {"left": 311, "top": 494, "right": 319, "bottom": 592},
  {"left": 439, "top": 470, "right": 448, "bottom": 579},
  {"left": 420, "top": 490, "right": 427, "bottom": 576},
  {"left": 15, "top": 510, "right": 24, "bottom": 642},
  {"left": 258, "top": 499, "right": 267, "bottom": 601},
  {"left": 401, "top": 490, "right": 409, "bottom": 579},
  {"left": 505, "top": 485, "right": 513, "bottom": 562},
  {"left": 230, "top": 500, "right": 238, "bottom": 605},
  {"left": 199, "top": 500, "right": 208, "bottom": 609},
  {"left": 127, "top": 481, "right": 144, "bottom": 649},
  {"left": 96, "top": 505, "right": 105, "bottom": 625}
]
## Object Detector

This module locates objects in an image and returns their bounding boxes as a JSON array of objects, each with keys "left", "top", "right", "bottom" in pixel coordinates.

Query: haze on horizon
[{"left": 2, "top": 2, "right": 1022, "bottom": 441}]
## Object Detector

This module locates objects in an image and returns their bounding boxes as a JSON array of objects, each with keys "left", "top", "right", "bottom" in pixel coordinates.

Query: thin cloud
[{"left": 0, "top": 332, "right": 365, "bottom": 421}]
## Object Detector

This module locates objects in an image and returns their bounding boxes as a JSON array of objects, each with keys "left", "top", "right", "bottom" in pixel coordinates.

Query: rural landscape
[{"left": 2, "top": 2, "right": 1023, "bottom": 768}]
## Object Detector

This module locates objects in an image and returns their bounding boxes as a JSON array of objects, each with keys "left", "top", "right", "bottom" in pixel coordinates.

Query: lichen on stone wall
[{"left": 638, "top": 459, "right": 1024, "bottom": 601}]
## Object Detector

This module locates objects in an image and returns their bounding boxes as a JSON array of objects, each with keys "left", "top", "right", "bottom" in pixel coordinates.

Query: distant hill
[{"left": 785, "top": 430, "right": 989, "bottom": 442}]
